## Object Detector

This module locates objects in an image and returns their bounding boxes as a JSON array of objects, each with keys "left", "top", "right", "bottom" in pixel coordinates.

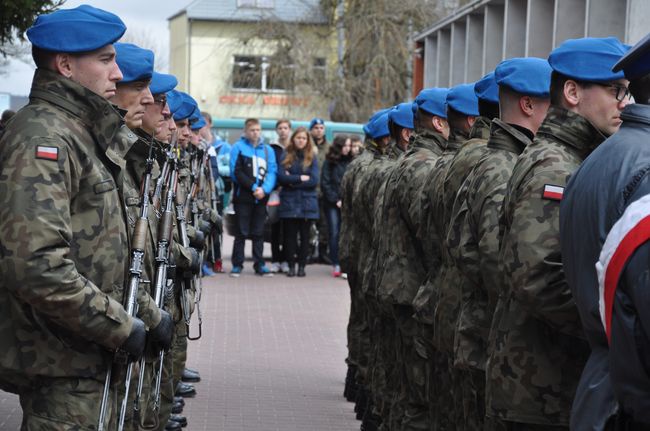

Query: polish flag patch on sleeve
[
  {"left": 35, "top": 145, "right": 59, "bottom": 161},
  {"left": 542, "top": 184, "right": 564, "bottom": 201}
]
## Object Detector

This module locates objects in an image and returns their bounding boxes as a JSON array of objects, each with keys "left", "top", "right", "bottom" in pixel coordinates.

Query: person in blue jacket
[
  {"left": 277, "top": 127, "right": 320, "bottom": 277},
  {"left": 229, "top": 118, "right": 277, "bottom": 277}
]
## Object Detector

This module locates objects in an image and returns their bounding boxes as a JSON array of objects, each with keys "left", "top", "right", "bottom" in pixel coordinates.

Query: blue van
[{"left": 211, "top": 118, "right": 364, "bottom": 144}]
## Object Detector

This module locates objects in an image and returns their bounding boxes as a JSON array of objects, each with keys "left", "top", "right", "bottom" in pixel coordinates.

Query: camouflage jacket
[
  {"left": 359, "top": 140, "right": 401, "bottom": 301},
  {"left": 0, "top": 70, "right": 135, "bottom": 385},
  {"left": 339, "top": 147, "right": 373, "bottom": 274},
  {"left": 446, "top": 119, "right": 531, "bottom": 371},
  {"left": 376, "top": 132, "right": 447, "bottom": 307},
  {"left": 487, "top": 106, "right": 598, "bottom": 425},
  {"left": 315, "top": 139, "right": 330, "bottom": 195}
]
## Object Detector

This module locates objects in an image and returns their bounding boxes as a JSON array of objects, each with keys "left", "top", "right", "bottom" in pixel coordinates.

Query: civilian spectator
[
  {"left": 310, "top": 117, "right": 331, "bottom": 264},
  {"left": 270, "top": 119, "right": 292, "bottom": 274},
  {"left": 278, "top": 127, "right": 320, "bottom": 277},
  {"left": 321, "top": 135, "right": 352, "bottom": 277},
  {"left": 350, "top": 135, "right": 363, "bottom": 157},
  {"left": 202, "top": 111, "right": 233, "bottom": 209},
  {"left": 230, "top": 118, "right": 277, "bottom": 277}
]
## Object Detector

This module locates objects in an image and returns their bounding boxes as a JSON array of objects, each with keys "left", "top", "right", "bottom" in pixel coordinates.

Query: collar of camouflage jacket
[
  {"left": 536, "top": 105, "right": 607, "bottom": 158},
  {"left": 468, "top": 116, "right": 492, "bottom": 140},
  {"left": 487, "top": 118, "right": 533, "bottom": 155},
  {"left": 29, "top": 68, "right": 124, "bottom": 154},
  {"left": 447, "top": 128, "right": 469, "bottom": 151},
  {"left": 410, "top": 128, "right": 447, "bottom": 156}
]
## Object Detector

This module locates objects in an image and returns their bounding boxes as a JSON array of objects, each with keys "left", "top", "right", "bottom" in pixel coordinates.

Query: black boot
[
  {"left": 344, "top": 365, "right": 358, "bottom": 402},
  {"left": 286, "top": 263, "right": 296, "bottom": 277},
  {"left": 354, "top": 387, "right": 368, "bottom": 420},
  {"left": 297, "top": 265, "right": 306, "bottom": 277}
]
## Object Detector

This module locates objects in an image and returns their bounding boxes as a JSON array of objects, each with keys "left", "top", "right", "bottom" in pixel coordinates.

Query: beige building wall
[{"left": 169, "top": 18, "right": 334, "bottom": 121}]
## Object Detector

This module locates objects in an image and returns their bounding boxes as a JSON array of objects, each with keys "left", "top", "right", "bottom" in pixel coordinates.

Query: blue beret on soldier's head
[
  {"left": 190, "top": 111, "right": 206, "bottom": 130},
  {"left": 114, "top": 43, "right": 154, "bottom": 83},
  {"left": 414, "top": 88, "right": 449, "bottom": 118},
  {"left": 173, "top": 92, "right": 198, "bottom": 121},
  {"left": 495, "top": 57, "right": 552, "bottom": 98},
  {"left": 309, "top": 118, "right": 325, "bottom": 130},
  {"left": 447, "top": 83, "right": 480, "bottom": 117},
  {"left": 474, "top": 72, "right": 499, "bottom": 103},
  {"left": 389, "top": 103, "right": 415, "bottom": 130},
  {"left": 167, "top": 90, "right": 182, "bottom": 114},
  {"left": 150, "top": 72, "right": 178, "bottom": 95},
  {"left": 549, "top": 37, "right": 630, "bottom": 82},
  {"left": 368, "top": 111, "right": 390, "bottom": 140},
  {"left": 613, "top": 32, "right": 650, "bottom": 80},
  {"left": 27, "top": 4, "right": 126, "bottom": 53}
]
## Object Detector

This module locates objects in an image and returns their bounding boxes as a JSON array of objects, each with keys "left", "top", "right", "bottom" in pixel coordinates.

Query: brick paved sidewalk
[{"left": 0, "top": 237, "right": 359, "bottom": 430}]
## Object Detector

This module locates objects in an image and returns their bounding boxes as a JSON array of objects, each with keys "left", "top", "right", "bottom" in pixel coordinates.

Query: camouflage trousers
[
  {"left": 172, "top": 319, "right": 188, "bottom": 389},
  {"left": 392, "top": 306, "right": 430, "bottom": 431},
  {"left": 346, "top": 271, "right": 371, "bottom": 386},
  {"left": 430, "top": 352, "right": 456, "bottom": 431},
  {"left": 486, "top": 419, "right": 568, "bottom": 431},
  {"left": 456, "top": 368, "right": 486, "bottom": 431},
  {"left": 155, "top": 345, "right": 175, "bottom": 431},
  {"left": 20, "top": 376, "right": 111, "bottom": 430}
]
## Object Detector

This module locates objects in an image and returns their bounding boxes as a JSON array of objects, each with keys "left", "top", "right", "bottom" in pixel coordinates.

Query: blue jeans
[{"left": 324, "top": 203, "right": 341, "bottom": 265}]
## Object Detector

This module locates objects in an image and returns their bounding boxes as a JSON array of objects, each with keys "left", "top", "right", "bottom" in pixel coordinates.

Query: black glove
[
  {"left": 197, "top": 219, "right": 211, "bottom": 236},
  {"left": 203, "top": 209, "right": 223, "bottom": 234},
  {"left": 120, "top": 318, "right": 146, "bottom": 359},
  {"left": 149, "top": 310, "right": 174, "bottom": 352},
  {"left": 189, "top": 229, "right": 205, "bottom": 249},
  {"left": 188, "top": 247, "right": 201, "bottom": 275}
]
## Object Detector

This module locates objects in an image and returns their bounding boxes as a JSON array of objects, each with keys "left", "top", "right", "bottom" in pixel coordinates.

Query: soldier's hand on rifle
[
  {"left": 189, "top": 228, "right": 205, "bottom": 249},
  {"left": 187, "top": 247, "right": 202, "bottom": 275},
  {"left": 203, "top": 208, "right": 223, "bottom": 234},
  {"left": 149, "top": 310, "right": 174, "bottom": 352},
  {"left": 120, "top": 318, "right": 147, "bottom": 360}
]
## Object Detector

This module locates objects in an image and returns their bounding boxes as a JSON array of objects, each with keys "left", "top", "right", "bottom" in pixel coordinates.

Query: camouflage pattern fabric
[
  {"left": 446, "top": 119, "right": 532, "bottom": 431},
  {"left": 487, "top": 107, "right": 599, "bottom": 426}
]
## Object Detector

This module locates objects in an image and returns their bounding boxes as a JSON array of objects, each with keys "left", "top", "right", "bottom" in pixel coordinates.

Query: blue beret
[
  {"left": 447, "top": 83, "right": 480, "bottom": 116},
  {"left": 114, "top": 43, "right": 153, "bottom": 83},
  {"left": 368, "top": 112, "right": 390, "bottom": 139},
  {"left": 389, "top": 103, "right": 414, "bottom": 129},
  {"left": 309, "top": 118, "right": 325, "bottom": 129},
  {"left": 27, "top": 5, "right": 126, "bottom": 53},
  {"left": 495, "top": 57, "right": 552, "bottom": 98},
  {"left": 190, "top": 112, "right": 206, "bottom": 130},
  {"left": 613, "top": 32, "right": 650, "bottom": 80},
  {"left": 414, "top": 88, "right": 448, "bottom": 118},
  {"left": 549, "top": 37, "right": 629, "bottom": 82},
  {"left": 474, "top": 72, "right": 499, "bottom": 103},
  {"left": 167, "top": 90, "right": 182, "bottom": 114},
  {"left": 364, "top": 108, "right": 391, "bottom": 135},
  {"left": 150, "top": 72, "right": 177, "bottom": 95},
  {"left": 173, "top": 92, "right": 198, "bottom": 121}
]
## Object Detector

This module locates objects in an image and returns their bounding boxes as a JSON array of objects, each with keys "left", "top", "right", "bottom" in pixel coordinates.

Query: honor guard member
[
  {"left": 560, "top": 35, "right": 650, "bottom": 430},
  {"left": 354, "top": 110, "right": 394, "bottom": 429},
  {"left": 442, "top": 71, "right": 501, "bottom": 431},
  {"left": 446, "top": 58, "right": 552, "bottom": 431},
  {"left": 492, "top": 37, "right": 630, "bottom": 429},
  {"left": 0, "top": 5, "right": 151, "bottom": 429},
  {"left": 339, "top": 108, "right": 390, "bottom": 409}
]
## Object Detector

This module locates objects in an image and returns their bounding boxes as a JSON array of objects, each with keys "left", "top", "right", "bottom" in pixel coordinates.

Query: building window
[
  {"left": 237, "top": 0, "right": 274, "bottom": 8},
  {"left": 232, "top": 55, "right": 294, "bottom": 92}
]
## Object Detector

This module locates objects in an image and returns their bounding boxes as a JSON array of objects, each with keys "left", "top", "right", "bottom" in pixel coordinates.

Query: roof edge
[{"left": 415, "top": 0, "right": 494, "bottom": 41}]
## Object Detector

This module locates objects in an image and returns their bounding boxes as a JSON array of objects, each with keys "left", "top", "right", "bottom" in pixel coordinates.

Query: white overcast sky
[{"left": 1, "top": 0, "right": 193, "bottom": 96}]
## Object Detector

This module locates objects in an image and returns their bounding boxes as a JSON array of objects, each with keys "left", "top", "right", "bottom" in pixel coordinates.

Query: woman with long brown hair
[{"left": 277, "top": 127, "right": 320, "bottom": 277}]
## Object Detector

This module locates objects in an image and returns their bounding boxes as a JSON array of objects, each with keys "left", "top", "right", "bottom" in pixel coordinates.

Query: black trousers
[
  {"left": 232, "top": 202, "right": 266, "bottom": 269},
  {"left": 283, "top": 218, "right": 312, "bottom": 266},
  {"left": 271, "top": 219, "right": 284, "bottom": 263}
]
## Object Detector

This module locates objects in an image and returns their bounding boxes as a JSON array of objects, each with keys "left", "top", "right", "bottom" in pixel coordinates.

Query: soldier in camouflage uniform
[
  {"left": 440, "top": 73, "right": 499, "bottom": 431},
  {"left": 446, "top": 58, "right": 552, "bottom": 431},
  {"left": 0, "top": 6, "right": 168, "bottom": 429},
  {"left": 353, "top": 111, "right": 393, "bottom": 429},
  {"left": 489, "top": 38, "right": 630, "bottom": 429}
]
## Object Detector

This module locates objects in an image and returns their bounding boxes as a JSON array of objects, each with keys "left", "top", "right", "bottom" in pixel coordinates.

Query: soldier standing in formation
[{"left": 340, "top": 36, "right": 634, "bottom": 431}]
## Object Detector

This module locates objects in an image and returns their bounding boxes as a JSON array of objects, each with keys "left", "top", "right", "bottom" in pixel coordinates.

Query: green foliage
[{"left": 1, "top": 0, "right": 66, "bottom": 56}]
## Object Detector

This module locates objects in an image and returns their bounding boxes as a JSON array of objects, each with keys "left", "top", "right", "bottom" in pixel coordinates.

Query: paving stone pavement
[{"left": 0, "top": 236, "right": 359, "bottom": 430}]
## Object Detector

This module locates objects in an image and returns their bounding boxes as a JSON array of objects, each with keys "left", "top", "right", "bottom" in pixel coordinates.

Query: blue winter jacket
[
  {"left": 230, "top": 136, "right": 277, "bottom": 204},
  {"left": 277, "top": 151, "right": 319, "bottom": 219}
]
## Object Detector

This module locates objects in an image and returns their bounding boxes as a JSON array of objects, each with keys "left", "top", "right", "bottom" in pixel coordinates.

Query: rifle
[{"left": 98, "top": 142, "right": 155, "bottom": 431}]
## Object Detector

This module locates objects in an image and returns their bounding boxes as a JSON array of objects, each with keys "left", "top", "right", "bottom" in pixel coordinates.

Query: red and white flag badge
[
  {"left": 35, "top": 145, "right": 58, "bottom": 161},
  {"left": 542, "top": 184, "right": 564, "bottom": 201}
]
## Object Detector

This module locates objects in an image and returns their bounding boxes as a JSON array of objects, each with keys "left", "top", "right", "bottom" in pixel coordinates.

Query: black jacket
[
  {"left": 561, "top": 103, "right": 650, "bottom": 429},
  {"left": 321, "top": 156, "right": 351, "bottom": 205}
]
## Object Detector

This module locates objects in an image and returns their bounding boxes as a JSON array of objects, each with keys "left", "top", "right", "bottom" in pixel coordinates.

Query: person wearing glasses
[{"left": 488, "top": 37, "right": 631, "bottom": 430}]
